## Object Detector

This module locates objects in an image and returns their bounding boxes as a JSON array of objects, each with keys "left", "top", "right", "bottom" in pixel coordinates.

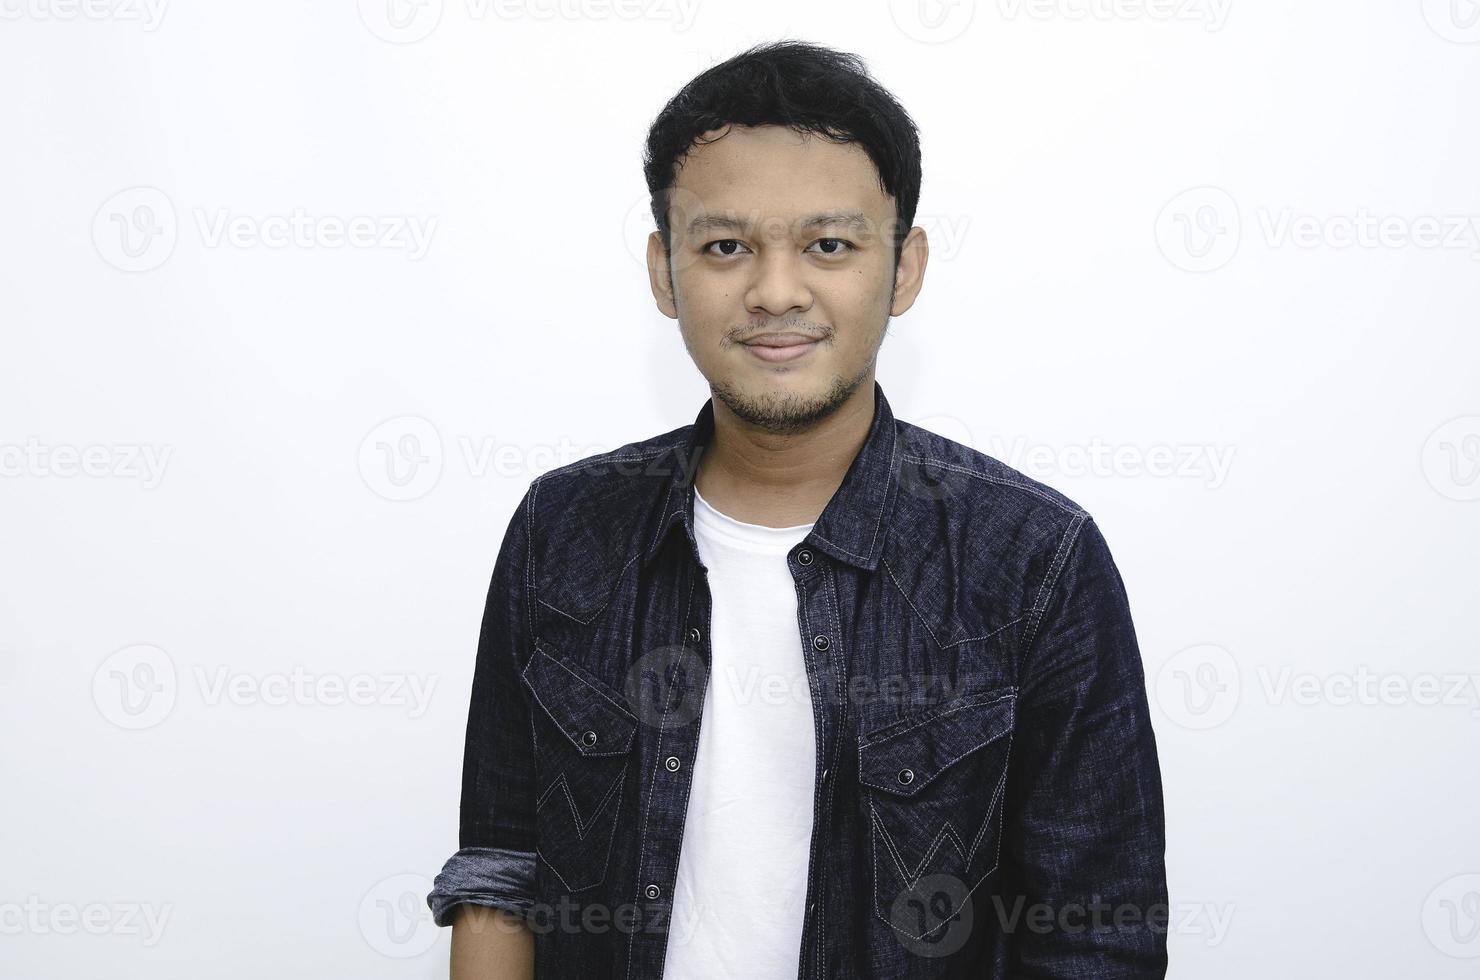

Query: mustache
[{"left": 727, "top": 321, "right": 833, "bottom": 344}]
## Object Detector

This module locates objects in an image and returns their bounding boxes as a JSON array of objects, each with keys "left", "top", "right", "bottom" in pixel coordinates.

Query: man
[{"left": 428, "top": 40, "right": 1169, "bottom": 979}]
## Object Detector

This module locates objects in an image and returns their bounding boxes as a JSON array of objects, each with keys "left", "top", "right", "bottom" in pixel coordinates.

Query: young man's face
[{"left": 647, "top": 124, "right": 927, "bottom": 434}]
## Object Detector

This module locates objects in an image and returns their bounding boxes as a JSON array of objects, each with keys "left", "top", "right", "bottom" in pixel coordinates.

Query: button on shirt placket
[
  {"left": 630, "top": 558, "right": 713, "bottom": 978},
  {"left": 789, "top": 544, "right": 846, "bottom": 980}
]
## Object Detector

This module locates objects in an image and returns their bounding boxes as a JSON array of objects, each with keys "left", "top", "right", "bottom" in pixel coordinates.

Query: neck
[{"left": 694, "top": 379, "right": 875, "bottom": 528}]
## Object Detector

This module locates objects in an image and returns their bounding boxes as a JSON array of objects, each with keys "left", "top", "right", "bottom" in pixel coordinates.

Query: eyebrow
[{"left": 685, "top": 209, "right": 874, "bottom": 237}]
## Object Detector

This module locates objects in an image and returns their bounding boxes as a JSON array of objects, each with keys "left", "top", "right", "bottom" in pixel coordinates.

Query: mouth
[{"left": 740, "top": 332, "right": 823, "bottom": 364}]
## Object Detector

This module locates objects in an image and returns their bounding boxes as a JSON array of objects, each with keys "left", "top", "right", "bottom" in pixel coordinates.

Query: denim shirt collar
[{"left": 642, "top": 380, "right": 902, "bottom": 573}]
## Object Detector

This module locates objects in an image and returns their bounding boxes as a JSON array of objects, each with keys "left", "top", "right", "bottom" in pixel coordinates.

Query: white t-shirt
[{"left": 660, "top": 485, "right": 819, "bottom": 979}]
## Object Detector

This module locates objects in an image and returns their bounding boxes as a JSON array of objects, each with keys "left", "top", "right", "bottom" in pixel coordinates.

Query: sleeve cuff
[{"left": 426, "top": 846, "right": 538, "bottom": 928}]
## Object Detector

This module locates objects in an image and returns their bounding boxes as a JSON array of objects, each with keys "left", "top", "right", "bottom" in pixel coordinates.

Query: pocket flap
[
  {"left": 521, "top": 643, "right": 639, "bottom": 757},
  {"left": 857, "top": 690, "right": 1015, "bottom": 798}
]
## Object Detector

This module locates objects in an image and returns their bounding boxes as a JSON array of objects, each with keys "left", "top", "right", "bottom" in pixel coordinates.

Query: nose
[{"left": 744, "top": 249, "right": 813, "bottom": 318}]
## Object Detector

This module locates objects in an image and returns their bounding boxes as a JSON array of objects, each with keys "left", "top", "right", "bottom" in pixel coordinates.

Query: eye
[
  {"left": 807, "top": 238, "right": 855, "bottom": 256},
  {"left": 703, "top": 239, "right": 750, "bottom": 257}
]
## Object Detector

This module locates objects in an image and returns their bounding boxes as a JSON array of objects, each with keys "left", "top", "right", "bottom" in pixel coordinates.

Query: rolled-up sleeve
[
  {"left": 427, "top": 489, "right": 540, "bottom": 927},
  {"left": 1000, "top": 514, "right": 1170, "bottom": 976},
  {"left": 428, "top": 846, "right": 537, "bottom": 927}
]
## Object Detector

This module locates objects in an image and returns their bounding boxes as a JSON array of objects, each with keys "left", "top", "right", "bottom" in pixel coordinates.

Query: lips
[
  {"left": 742, "top": 332, "right": 822, "bottom": 347},
  {"left": 740, "top": 332, "right": 823, "bottom": 363}
]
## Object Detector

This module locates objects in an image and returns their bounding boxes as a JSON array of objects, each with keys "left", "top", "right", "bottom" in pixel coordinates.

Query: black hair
[{"left": 642, "top": 40, "right": 922, "bottom": 270}]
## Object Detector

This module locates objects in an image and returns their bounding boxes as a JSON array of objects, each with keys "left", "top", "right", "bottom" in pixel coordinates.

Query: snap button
[
  {"left": 645, "top": 884, "right": 661, "bottom": 900},
  {"left": 580, "top": 730, "right": 598, "bottom": 747},
  {"left": 812, "top": 634, "right": 830, "bottom": 652},
  {"left": 897, "top": 767, "right": 914, "bottom": 785},
  {"left": 665, "top": 755, "right": 681, "bottom": 772},
  {"left": 687, "top": 626, "right": 702, "bottom": 645},
  {"left": 797, "top": 548, "right": 813, "bottom": 566},
  {"left": 821, "top": 766, "right": 829, "bottom": 782}
]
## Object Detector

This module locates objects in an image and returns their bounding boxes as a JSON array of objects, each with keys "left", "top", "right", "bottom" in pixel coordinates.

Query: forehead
[{"left": 669, "top": 124, "right": 893, "bottom": 233}]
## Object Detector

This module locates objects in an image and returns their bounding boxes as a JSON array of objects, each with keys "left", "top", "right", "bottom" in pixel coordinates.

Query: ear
[
  {"left": 888, "top": 225, "right": 930, "bottom": 317},
  {"left": 646, "top": 231, "right": 679, "bottom": 319}
]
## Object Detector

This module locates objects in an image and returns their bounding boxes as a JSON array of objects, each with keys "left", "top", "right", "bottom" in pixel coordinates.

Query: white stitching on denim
[
  {"left": 626, "top": 565, "right": 698, "bottom": 980},
  {"left": 536, "top": 552, "right": 643, "bottom": 625},
  {"left": 538, "top": 646, "right": 639, "bottom": 726},
  {"left": 881, "top": 557, "right": 1027, "bottom": 651},
  {"left": 857, "top": 690, "right": 1016, "bottom": 750},
  {"left": 858, "top": 722, "right": 1013, "bottom": 795},
  {"left": 881, "top": 556, "right": 943, "bottom": 648},
  {"left": 535, "top": 759, "right": 629, "bottom": 894},
  {"left": 868, "top": 757, "right": 1011, "bottom": 937},
  {"left": 800, "top": 419, "right": 899, "bottom": 568},
  {"left": 535, "top": 761, "right": 626, "bottom": 836},
  {"left": 535, "top": 444, "right": 682, "bottom": 483},
  {"left": 469, "top": 488, "right": 536, "bottom": 840},
  {"left": 898, "top": 452, "right": 1087, "bottom": 516},
  {"left": 988, "top": 731, "right": 1012, "bottom": 879},
  {"left": 1019, "top": 513, "right": 1088, "bottom": 666},
  {"left": 817, "top": 566, "right": 849, "bottom": 975},
  {"left": 796, "top": 568, "right": 823, "bottom": 976},
  {"left": 523, "top": 649, "right": 637, "bottom": 755},
  {"left": 808, "top": 529, "right": 870, "bottom": 562}
]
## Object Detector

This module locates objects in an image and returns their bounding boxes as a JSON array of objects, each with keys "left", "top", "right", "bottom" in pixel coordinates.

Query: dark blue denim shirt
[{"left": 428, "top": 382, "right": 1169, "bottom": 978}]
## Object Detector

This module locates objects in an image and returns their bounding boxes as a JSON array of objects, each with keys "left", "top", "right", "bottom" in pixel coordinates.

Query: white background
[{"left": 2, "top": 1, "right": 1478, "bottom": 976}]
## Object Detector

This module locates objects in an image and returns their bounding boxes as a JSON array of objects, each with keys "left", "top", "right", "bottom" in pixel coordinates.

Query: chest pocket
[
  {"left": 521, "top": 641, "right": 639, "bottom": 893},
  {"left": 858, "top": 688, "right": 1016, "bottom": 941}
]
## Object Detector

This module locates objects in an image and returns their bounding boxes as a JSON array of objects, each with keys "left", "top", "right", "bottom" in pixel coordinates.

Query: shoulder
[
  {"left": 515, "top": 422, "right": 694, "bottom": 622},
  {"left": 886, "top": 419, "right": 1103, "bottom": 639},
  {"left": 893, "top": 417, "right": 1091, "bottom": 538}
]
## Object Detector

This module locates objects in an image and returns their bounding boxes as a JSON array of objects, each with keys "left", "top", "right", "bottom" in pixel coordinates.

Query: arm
[
  {"left": 450, "top": 905, "right": 533, "bottom": 980},
  {"left": 427, "top": 491, "right": 541, "bottom": 980},
  {"left": 1000, "top": 515, "right": 1170, "bottom": 977}
]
